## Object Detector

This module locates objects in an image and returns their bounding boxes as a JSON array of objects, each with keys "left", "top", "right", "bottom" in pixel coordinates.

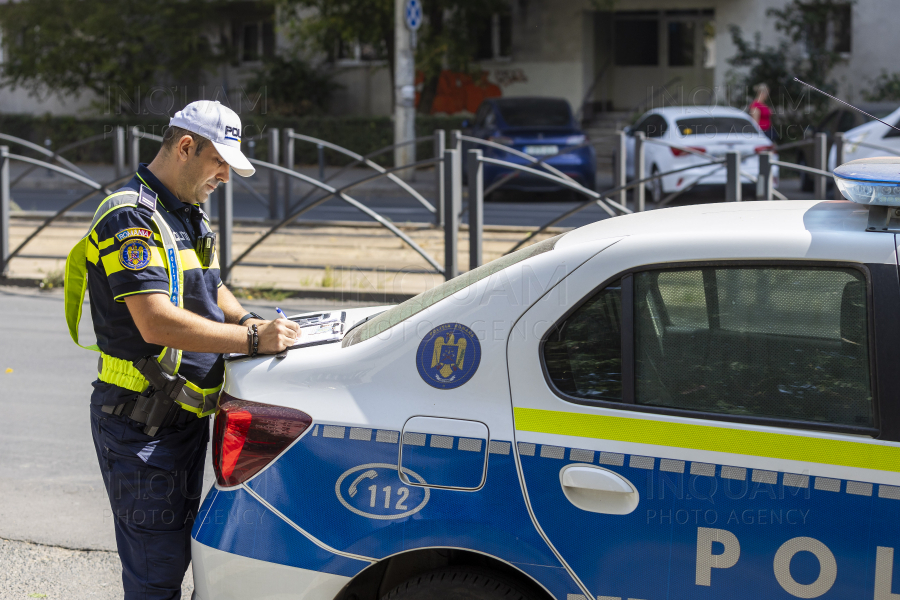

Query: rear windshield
[
  {"left": 676, "top": 117, "right": 758, "bottom": 136},
  {"left": 343, "top": 234, "right": 566, "bottom": 346},
  {"left": 495, "top": 100, "right": 572, "bottom": 127}
]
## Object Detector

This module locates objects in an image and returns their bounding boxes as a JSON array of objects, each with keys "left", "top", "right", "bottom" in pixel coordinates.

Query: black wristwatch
[{"left": 238, "top": 312, "right": 263, "bottom": 326}]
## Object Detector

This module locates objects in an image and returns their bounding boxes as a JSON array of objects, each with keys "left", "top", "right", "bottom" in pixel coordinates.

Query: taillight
[
  {"left": 755, "top": 145, "right": 776, "bottom": 153},
  {"left": 213, "top": 394, "right": 312, "bottom": 487},
  {"left": 671, "top": 146, "right": 706, "bottom": 157}
]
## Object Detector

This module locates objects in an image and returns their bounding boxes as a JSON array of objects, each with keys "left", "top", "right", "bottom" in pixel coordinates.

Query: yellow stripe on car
[{"left": 513, "top": 408, "right": 900, "bottom": 473}]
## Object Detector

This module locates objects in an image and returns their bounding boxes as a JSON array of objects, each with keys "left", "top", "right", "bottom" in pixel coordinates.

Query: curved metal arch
[
  {"left": 481, "top": 135, "right": 618, "bottom": 196},
  {"left": 457, "top": 134, "right": 574, "bottom": 182},
  {"left": 498, "top": 156, "right": 727, "bottom": 254},
  {"left": 0, "top": 133, "right": 89, "bottom": 179},
  {"left": 770, "top": 160, "right": 832, "bottom": 178},
  {"left": 289, "top": 132, "right": 436, "bottom": 214},
  {"left": 10, "top": 132, "right": 108, "bottom": 187},
  {"left": 842, "top": 139, "right": 900, "bottom": 157},
  {"left": 289, "top": 134, "right": 435, "bottom": 213},
  {"left": 8, "top": 153, "right": 112, "bottom": 195},
  {"left": 228, "top": 158, "right": 444, "bottom": 276},
  {"left": 7, "top": 173, "right": 133, "bottom": 264},
  {"left": 133, "top": 129, "right": 164, "bottom": 143}
]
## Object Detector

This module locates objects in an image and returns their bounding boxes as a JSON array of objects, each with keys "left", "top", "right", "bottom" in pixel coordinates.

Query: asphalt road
[{"left": 0, "top": 286, "right": 371, "bottom": 599}]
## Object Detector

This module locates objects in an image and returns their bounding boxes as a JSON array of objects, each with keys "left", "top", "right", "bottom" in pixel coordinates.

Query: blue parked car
[{"left": 465, "top": 97, "right": 596, "bottom": 193}]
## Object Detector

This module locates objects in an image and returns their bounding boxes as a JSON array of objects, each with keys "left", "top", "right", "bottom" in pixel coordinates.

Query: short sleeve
[{"left": 93, "top": 209, "right": 169, "bottom": 301}]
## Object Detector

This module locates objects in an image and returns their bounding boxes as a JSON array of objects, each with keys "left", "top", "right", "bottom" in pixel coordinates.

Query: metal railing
[
  {"left": 3, "top": 124, "right": 886, "bottom": 288},
  {"left": 0, "top": 140, "right": 126, "bottom": 276}
]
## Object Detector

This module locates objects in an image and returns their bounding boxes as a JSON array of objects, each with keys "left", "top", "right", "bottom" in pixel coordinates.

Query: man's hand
[
  {"left": 256, "top": 319, "right": 302, "bottom": 353},
  {"left": 124, "top": 293, "right": 300, "bottom": 355}
]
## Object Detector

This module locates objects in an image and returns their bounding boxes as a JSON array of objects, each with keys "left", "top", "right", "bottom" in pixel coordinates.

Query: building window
[
  {"left": 336, "top": 40, "right": 385, "bottom": 63},
  {"left": 475, "top": 12, "right": 512, "bottom": 60},
  {"left": 668, "top": 21, "right": 695, "bottom": 67},
  {"left": 804, "top": 3, "right": 851, "bottom": 54},
  {"left": 614, "top": 18, "right": 659, "bottom": 66},
  {"left": 235, "top": 20, "right": 275, "bottom": 64}
]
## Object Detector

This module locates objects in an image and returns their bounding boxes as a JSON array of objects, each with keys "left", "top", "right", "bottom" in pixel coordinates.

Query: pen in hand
[{"left": 275, "top": 307, "right": 290, "bottom": 358}]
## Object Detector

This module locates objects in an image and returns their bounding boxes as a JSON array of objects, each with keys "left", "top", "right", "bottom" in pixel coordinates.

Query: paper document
[{"left": 224, "top": 311, "right": 347, "bottom": 359}]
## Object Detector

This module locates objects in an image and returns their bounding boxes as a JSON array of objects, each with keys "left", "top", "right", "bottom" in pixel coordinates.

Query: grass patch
[
  {"left": 40, "top": 269, "right": 65, "bottom": 290},
  {"left": 321, "top": 266, "right": 340, "bottom": 288}
]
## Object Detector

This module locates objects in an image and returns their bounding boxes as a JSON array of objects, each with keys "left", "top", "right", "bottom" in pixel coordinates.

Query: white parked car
[
  {"left": 829, "top": 105, "right": 900, "bottom": 169},
  {"left": 625, "top": 106, "right": 779, "bottom": 201},
  {"left": 192, "top": 197, "right": 900, "bottom": 600}
]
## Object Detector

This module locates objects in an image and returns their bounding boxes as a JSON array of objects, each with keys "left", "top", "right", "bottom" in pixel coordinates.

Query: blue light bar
[{"left": 833, "top": 157, "right": 900, "bottom": 207}]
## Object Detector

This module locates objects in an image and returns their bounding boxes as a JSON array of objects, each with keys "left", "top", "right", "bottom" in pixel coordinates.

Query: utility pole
[{"left": 394, "top": 0, "right": 421, "bottom": 181}]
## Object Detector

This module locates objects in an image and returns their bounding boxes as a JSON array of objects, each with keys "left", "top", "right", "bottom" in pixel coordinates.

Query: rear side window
[
  {"left": 545, "top": 280, "right": 622, "bottom": 401},
  {"left": 635, "top": 115, "right": 668, "bottom": 138},
  {"left": 543, "top": 265, "right": 874, "bottom": 430},
  {"left": 676, "top": 117, "right": 758, "bottom": 136}
]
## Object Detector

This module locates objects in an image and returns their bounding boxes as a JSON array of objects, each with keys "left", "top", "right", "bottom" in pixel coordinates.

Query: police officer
[{"left": 64, "top": 101, "right": 301, "bottom": 599}]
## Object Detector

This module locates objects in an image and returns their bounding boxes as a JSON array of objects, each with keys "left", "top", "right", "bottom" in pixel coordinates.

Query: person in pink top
[{"left": 749, "top": 83, "right": 774, "bottom": 141}]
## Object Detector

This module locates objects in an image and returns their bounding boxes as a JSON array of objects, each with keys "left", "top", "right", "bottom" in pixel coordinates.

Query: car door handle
[
  {"left": 559, "top": 465, "right": 640, "bottom": 515},
  {"left": 562, "top": 466, "right": 633, "bottom": 493}
]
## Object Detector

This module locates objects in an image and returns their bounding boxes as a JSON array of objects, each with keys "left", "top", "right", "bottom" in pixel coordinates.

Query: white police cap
[{"left": 169, "top": 100, "right": 255, "bottom": 177}]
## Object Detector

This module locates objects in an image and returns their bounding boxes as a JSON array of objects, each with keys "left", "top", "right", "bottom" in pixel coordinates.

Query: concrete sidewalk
[{"left": 4, "top": 216, "right": 561, "bottom": 299}]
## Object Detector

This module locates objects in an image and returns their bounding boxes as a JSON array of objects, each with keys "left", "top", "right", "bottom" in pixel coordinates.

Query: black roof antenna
[{"left": 794, "top": 77, "right": 900, "bottom": 134}]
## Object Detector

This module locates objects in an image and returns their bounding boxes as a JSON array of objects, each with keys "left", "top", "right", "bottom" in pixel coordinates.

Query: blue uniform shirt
[{"left": 88, "top": 164, "right": 225, "bottom": 406}]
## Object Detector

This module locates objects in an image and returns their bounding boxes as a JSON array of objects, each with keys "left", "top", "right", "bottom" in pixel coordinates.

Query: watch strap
[{"left": 238, "top": 312, "right": 262, "bottom": 326}]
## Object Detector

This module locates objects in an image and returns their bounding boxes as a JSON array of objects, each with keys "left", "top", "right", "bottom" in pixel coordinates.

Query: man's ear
[{"left": 176, "top": 135, "right": 194, "bottom": 162}]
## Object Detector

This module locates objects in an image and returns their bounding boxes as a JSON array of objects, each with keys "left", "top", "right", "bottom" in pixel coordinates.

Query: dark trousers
[{"left": 90, "top": 404, "right": 210, "bottom": 600}]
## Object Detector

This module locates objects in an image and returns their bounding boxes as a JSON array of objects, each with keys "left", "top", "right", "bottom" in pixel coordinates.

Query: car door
[{"left": 508, "top": 258, "right": 900, "bottom": 600}]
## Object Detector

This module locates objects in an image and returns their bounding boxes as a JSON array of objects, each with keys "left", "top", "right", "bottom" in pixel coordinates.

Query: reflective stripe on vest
[{"left": 64, "top": 190, "right": 221, "bottom": 417}]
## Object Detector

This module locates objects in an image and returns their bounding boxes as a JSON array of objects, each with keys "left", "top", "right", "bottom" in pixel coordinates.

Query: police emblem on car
[
  {"left": 416, "top": 323, "right": 481, "bottom": 389},
  {"left": 119, "top": 238, "right": 151, "bottom": 270}
]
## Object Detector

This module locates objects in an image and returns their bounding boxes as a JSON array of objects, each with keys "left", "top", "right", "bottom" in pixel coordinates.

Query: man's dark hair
[{"left": 161, "top": 126, "right": 209, "bottom": 156}]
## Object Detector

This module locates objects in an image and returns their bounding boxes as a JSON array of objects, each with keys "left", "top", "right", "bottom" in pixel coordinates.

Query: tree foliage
[
  {"left": 0, "top": 0, "right": 224, "bottom": 110},
  {"left": 281, "top": 0, "right": 507, "bottom": 113},
  {"left": 727, "top": 0, "right": 853, "bottom": 132},
  {"left": 246, "top": 56, "right": 340, "bottom": 117},
  {"left": 862, "top": 72, "right": 900, "bottom": 102}
]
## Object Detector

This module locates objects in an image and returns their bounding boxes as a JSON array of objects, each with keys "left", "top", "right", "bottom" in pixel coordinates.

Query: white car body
[
  {"left": 192, "top": 200, "right": 900, "bottom": 600},
  {"left": 829, "top": 105, "right": 900, "bottom": 169},
  {"left": 625, "top": 106, "right": 779, "bottom": 201}
]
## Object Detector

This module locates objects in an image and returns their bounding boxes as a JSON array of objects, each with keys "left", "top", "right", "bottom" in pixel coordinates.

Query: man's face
[{"left": 181, "top": 140, "right": 230, "bottom": 204}]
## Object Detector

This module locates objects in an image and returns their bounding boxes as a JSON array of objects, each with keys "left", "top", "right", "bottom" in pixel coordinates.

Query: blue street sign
[{"left": 405, "top": 0, "right": 423, "bottom": 31}]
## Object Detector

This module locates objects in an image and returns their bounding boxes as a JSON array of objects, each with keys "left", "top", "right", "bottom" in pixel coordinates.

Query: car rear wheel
[{"left": 381, "top": 567, "right": 541, "bottom": 600}]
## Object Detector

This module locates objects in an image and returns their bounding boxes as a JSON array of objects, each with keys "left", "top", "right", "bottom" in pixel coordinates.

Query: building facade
[{"left": 0, "top": 0, "right": 894, "bottom": 119}]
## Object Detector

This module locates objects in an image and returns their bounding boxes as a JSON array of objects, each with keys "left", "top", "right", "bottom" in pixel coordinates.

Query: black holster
[{"left": 131, "top": 357, "right": 188, "bottom": 437}]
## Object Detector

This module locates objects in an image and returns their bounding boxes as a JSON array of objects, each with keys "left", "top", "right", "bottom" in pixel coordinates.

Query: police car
[{"left": 191, "top": 158, "right": 900, "bottom": 600}]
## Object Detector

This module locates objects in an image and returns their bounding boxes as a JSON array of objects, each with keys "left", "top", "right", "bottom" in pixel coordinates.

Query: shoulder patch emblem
[
  {"left": 416, "top": 323, "right": 481, "bottom": 390},
  {"left": 119, "top": 239, "right": 152, "bottom": 271},
  {"left": 137, "top": 185, "right": 157, "bottom": 212},
  {"left": 115, "top": 228, "right": 152, "bottom": 242}
]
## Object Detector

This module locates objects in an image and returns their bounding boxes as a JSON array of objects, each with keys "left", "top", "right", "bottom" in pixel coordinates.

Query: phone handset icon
[{"left": 348, "top": 470, "right": 378, "bottom": 497}]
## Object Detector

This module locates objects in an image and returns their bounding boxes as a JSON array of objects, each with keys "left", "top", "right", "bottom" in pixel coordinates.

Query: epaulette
[{"left": 135, "top": 184, "right": 158, "bottom": 217}]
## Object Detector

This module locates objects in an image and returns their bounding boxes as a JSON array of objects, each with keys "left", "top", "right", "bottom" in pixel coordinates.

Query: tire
[
  {"left": 647, "top": 165, "right": 662, "bottom": 203},
  {"left": 381, "top": 567, "right": 540, "bottom": 600}
]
